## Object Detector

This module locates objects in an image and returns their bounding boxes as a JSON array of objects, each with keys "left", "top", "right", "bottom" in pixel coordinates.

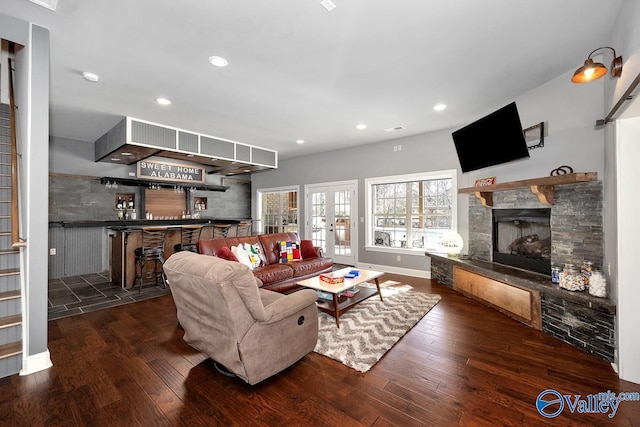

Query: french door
[{"left": 305, "top": 181, "right": 357, "bottom": 265}]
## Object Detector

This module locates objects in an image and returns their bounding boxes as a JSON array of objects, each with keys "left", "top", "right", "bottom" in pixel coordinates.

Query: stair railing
[{"left": 8, "top": 58, "right": 26, "bottom": 248}]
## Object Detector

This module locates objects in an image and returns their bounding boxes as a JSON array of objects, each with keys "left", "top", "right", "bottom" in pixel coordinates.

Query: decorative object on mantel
[
  {"left": 458, "top": 172, "right": 597, "bottom": 207},
  {"left": 559, "top": 263, "right": 585, "bottom": 291},
  {"left": 439, "top": 231, "right": 464, "bottom": 257},
  {"left": 474, "top": 177, "right": 495, "bottom": 187},
  {"left": 550, "top": 165, "right": 574, "bottom": 176},
  {"left": 589, "top": 270, "right": 607, "bottom": 298}
]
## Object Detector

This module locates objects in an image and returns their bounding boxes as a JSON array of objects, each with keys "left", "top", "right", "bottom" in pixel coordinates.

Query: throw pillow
[
  {"left": 278, "top": 240, "right": 302, "bottom": 263},
  {"left": 231, "top": 245, "right": 254, "bottom": 270},
  {"left": 217, "top": 246, "right": 239, "bottom": 262},
  {"left": 252, "top": 243, "right": 268, "bottom": 265},
  {"left": 300, "top": 240, "right": 317, "bottom": 259},
  {"left": 242, "top": 242, "right": 262, "bottom": 269}
]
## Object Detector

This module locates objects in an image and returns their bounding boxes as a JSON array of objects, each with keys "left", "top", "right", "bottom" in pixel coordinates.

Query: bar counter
[
  {"left": 108, "top": 220, "right": 252, "bottom": 289},
  {"left": 49, "top": 218, "right": 240, "bottom": 228}
]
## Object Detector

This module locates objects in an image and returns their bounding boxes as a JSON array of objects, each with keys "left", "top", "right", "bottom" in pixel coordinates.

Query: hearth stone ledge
[
  {"left": 426, "top": 252, "right": 615, "bottom": 315},
  {"left": 427, "top": 252, "right": 616, "bottom": 362}
]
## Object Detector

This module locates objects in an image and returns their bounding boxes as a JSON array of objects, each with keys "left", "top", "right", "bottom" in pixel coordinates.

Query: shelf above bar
[{"left": 100, "top": 176, "right": 229, "bottom": 192}]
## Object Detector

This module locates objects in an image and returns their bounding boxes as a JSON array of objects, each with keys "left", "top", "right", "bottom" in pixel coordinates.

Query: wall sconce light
[{"left": 571, "top": 47, "right": 623, "bottom": 83}]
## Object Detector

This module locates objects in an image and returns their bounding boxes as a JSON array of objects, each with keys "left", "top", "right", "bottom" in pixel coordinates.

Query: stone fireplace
[
  {"left": 430, "top": 178, "right": 615, "bottom": 362},
  {"left": 468, "top": 181, "right": 604, "bottom": 273}
]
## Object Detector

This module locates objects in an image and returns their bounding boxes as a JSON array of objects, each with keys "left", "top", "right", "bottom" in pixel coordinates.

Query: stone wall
[
  {"left": 542, "top": 294, "right": 615, "bottom": 362},
  {"left": 430, "top": 258, "right": 453, "bottom": 288},
  {"left": 49, "top": 174, "right": 251, "bottom": 222}
]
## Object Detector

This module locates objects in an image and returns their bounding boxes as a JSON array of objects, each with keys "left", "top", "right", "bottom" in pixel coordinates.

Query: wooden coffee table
[{"left": 297, "top": 267, "right": 384, "bottom": 327}]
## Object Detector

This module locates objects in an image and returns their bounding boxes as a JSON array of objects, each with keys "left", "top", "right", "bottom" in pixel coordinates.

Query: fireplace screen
[{"left": 493, "top": 208, "right": 551, "bottom": 275}]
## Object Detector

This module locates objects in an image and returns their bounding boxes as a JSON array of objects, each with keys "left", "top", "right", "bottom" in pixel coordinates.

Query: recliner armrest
[{"left": 260, "top": 289, "right": 318, "bottom": 324}]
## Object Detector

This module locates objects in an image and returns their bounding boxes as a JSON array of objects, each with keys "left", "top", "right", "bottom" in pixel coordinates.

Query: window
[
  {"left": 257, "top": 187, "right": 299, "bottom": 234},
  {"left": 365, "top": 170, "right": 456, "bottom": 252}
]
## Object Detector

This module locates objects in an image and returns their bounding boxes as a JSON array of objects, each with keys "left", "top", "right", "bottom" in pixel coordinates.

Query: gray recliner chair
[{"left": 163, "top": 251, "right": 319, "bottom": 385}]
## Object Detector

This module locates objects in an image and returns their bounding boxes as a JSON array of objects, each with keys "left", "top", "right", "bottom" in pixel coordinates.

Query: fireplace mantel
[{"left": 458, "top": 172, "right": 597, "bottom": 206}]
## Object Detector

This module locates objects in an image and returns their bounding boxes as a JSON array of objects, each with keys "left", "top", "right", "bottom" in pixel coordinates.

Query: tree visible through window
[{"left": 367, "top": 171, "right": 455, "bottom": 250}]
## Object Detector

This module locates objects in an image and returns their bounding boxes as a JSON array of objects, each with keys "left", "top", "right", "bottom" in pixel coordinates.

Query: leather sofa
[
  {"left": 197, "top": 232, "right": 333, "bottom": 293},
  {"left": 163, "top": 251, "right": 319, "bottom": 385}
]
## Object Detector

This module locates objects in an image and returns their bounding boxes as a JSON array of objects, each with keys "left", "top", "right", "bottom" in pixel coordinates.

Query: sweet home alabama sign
[{"left": 137, "top": 160, "right": 205, "bottom": 183}]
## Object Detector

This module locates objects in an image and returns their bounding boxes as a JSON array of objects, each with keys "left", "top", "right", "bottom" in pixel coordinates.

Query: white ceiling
[{"left": 2, "top": 0, "right": 624, "bottom": 160}]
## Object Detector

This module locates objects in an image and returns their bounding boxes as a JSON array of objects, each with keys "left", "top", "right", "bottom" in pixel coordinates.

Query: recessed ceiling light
[
  {"left": 243, "top": 169, "right": 251, "bottom": 173},
  {"left": 156, "top": 97, "right": 172, "bottom": 105},
  {"left": 320, "top": 0, "right": 337, "bottom": 12},
  {"left": 356, "top": 124, "right": 367, "bottom": 130},
  {"left": 186, "top": 154, "right": 195, "bottom": 158},
  {"left": 208, "top": 56, "right": 229, "bottom": 67},
  {"left": 82, "top": 72, "right": 99, "bottom": 82},
  {"left": 121, "top": 152, "right": 132, "bottom": 156},
  {"left": 28, "top": 0, "right": 58, "bottom": 11},
  {"left": 110, "top": 158, "right": 121, "bottom": 162},
  {"left": 433, "top": 103, "right": 447, "bottom": 111},
  {"left": 296, "top": 139, "right": 305, "bottom": 144}
]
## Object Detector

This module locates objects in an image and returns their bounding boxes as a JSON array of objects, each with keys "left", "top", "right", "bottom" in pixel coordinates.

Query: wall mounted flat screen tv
[{"left": 452, "top": 102, "right": 529, "bottom": 173}]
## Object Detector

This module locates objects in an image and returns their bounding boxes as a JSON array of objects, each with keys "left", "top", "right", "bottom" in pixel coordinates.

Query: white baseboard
[
  {"left": 20, "top": 349, "right": 53, "bottom": 376},
  {"left": 355, "top": 262, "right": 431, "bottom": 279}
]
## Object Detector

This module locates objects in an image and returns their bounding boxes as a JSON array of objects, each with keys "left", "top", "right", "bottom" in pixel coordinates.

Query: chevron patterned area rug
[{"left": 313, "top": 283, "right": 441, "bottom": 372}]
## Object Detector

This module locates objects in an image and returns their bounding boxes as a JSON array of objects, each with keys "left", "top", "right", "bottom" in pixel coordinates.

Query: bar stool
[
  {"left": 173, "top": 225, "right": 203, "bottom": 253},
  {"left": 134, "top": 227, "right": 168, "bottom": 293},
  {"left": 235, "top": 221, "right": 252, "bottom": 237},
  {"left": 213, "top": 223, "right": 232, "bottom": 239}
]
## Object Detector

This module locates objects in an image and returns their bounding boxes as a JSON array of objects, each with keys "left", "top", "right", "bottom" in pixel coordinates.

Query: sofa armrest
[{"left": 261, "top": 289, "right": 318, "bottom": 324}]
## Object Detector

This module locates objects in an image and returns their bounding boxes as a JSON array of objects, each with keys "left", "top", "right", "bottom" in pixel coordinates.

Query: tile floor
[
  {"left": 48, "top": 263, "right": 351, "bottom": 321},
  {"left": 48, "top": 272, "right": 171, "bottom": 320}
]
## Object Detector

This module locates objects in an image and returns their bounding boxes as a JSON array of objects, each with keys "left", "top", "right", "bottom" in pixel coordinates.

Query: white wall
[
  {"left": 616, "top": 117, "right": 640, "bottom": 384},
  {"left": 253, "top": 63, "right": 605, "bottom": 274},
  {"left": 603, "top": 0, "right": 640, "bottom": 385}
]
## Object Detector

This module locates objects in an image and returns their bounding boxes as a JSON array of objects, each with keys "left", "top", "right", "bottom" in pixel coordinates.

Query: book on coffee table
[{"left": 341, "top": 286, "right": 360, "bottom": 298}]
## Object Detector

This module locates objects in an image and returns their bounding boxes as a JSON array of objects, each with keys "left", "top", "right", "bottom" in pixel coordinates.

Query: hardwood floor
[{"left": 1, "top": 274, "right": 638, "bottom": 426}]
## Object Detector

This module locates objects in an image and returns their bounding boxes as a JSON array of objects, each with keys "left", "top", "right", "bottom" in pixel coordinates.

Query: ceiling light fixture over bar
[{"left": 94, "top": 117, "right": 278, "bottom": 176}]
